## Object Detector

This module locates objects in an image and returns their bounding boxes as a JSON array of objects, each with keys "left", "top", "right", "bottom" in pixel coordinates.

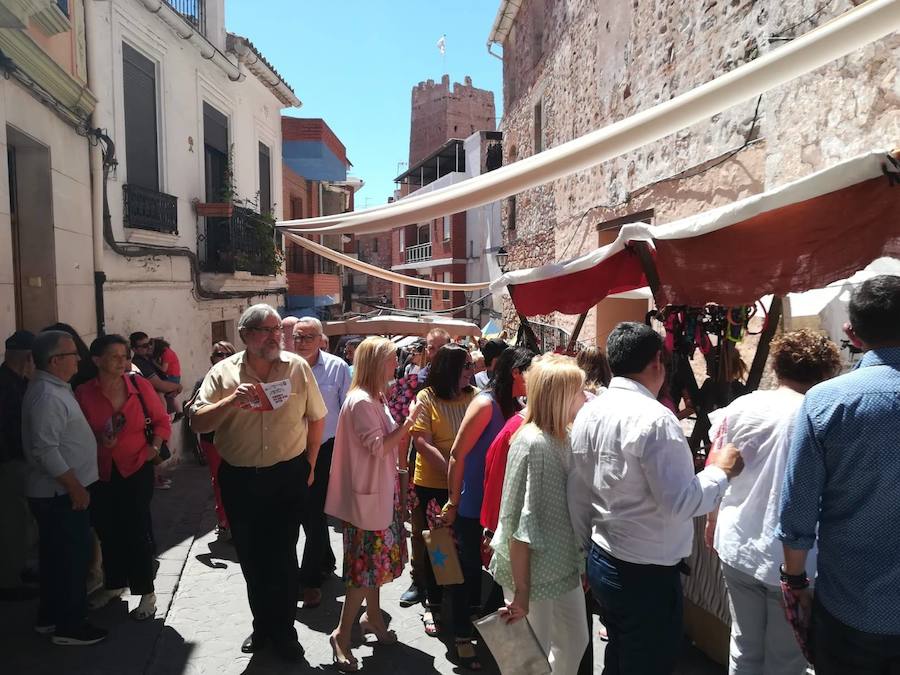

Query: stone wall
[{"left": 498, "top": 0, "right": 900, "bottom": 348}]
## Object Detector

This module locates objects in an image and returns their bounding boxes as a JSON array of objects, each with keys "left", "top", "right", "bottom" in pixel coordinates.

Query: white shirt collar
[{"left": 608, "top": 376, "right": 656, "bottom": 400}]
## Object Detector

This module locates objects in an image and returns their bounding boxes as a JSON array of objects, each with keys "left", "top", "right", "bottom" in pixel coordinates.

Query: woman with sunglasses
[
  {"left": 409, "top": 344, "right": 479, "bottom": 667},
  {"left": 186, "top": 341, "right": 236, "bottom": 539},
  {"left": 442, "top": 347, "right": 535, "bottom": 645},
  {"left": 75, "top": 334, "right": 171, "bottom": 621}
]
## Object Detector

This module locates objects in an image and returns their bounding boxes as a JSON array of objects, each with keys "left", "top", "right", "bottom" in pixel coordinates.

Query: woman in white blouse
[{"left": 705, "top": 329, "right": 841, "bottom": 675}]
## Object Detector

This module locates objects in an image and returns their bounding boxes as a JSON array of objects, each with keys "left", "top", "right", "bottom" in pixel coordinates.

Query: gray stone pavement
[{"left": 2, "top": 463, "right": 725, "bottom": 674}]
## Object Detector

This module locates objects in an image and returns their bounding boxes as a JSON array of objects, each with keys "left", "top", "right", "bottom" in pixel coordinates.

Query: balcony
[
  {"left": 406, "top": 294, "right": 432, "bottom": 311},
  {"left": 199, "top": 206, "right": 279, "bottom": 276},
  {"left": 164, "top": 0, "right": 206, "bottom": 34},
  {"left": 406, "top": 241, "right": 432, "bottom": 264},
  {"left": 123, "top": 184, "right": 178, "bottom": 234}
]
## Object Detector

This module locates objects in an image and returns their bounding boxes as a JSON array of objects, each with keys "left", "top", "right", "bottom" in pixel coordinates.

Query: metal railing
[
  {"left": 122, "top": 184, "right": 178, "bottom": 234},
  {"left": 406, "top": 294, "right": 432, "bottom": 311},
  {"left": 406, "top": 241, "right": 432, "bottom": 263},
  {"left": 199, "top": 206, "right": 276, "bottom": 276},
  {"left": 163, "top": 0, "right": 206, "bottom": 34}
]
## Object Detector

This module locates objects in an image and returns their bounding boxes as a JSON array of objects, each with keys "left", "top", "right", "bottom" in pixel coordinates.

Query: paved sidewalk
[{"left": 2, "top": 463, "right": 725, "bottom": 674}]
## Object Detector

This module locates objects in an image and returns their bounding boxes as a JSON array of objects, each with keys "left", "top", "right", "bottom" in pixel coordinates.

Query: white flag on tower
[{"left": 437, "top": 34, "right": 446, "bottom": 56}]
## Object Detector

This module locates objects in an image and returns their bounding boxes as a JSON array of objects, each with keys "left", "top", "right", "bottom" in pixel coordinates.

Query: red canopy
[{"left": 495, "top": 151, "right": 900, "bottom": 315}]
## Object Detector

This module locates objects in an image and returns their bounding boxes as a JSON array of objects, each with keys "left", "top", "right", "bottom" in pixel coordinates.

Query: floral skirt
[{"left": 342, "top": 477, "right": 408, "bottom": 588}]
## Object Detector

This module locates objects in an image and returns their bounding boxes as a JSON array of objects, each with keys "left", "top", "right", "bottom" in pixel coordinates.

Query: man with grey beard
[{"left": 191, "top": 304, "right": 327, "bottom": 662}]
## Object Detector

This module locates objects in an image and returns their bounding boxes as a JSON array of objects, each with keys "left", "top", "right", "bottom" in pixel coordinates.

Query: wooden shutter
[{"left": 122, "top": 43, "right": 159, "bottom": 191}]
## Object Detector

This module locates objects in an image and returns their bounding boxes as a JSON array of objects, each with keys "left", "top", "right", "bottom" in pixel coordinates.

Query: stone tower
[{"left": 409, "top": 74, "right": 496, "bottom": 166}]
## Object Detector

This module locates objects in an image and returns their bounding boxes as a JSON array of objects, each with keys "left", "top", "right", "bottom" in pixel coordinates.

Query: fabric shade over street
[
  {"left": 490, "top": 150, "right": 899, "bottom": 314},
  {"left": 323, "top": 314, "right": 482, "bottom": 338},
  {"left": 276, "top": 0, "right": 900, "bottom": 236}
]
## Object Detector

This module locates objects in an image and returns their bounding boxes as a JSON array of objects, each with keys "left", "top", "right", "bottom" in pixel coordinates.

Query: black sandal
[{"left": 454, "top": 638, "right": 483, "bottom": 671}]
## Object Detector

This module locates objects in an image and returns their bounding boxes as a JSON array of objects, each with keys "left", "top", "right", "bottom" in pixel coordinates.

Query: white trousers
[
  {"left": 503, "top": 584, "right": 589, "bottom": 675},
  {"left": 722, "top": 563, "right": 808, "bottom": 675}
]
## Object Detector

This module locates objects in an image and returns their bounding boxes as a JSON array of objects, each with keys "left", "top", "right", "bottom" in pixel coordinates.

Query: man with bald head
[{"left": 280, "top": 315, "right": 300, "bottom": 354}]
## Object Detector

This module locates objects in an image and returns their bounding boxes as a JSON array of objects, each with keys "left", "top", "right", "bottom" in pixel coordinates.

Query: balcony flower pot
[{"left": 193, "top": 201, "right": 234, "bottom": 218}]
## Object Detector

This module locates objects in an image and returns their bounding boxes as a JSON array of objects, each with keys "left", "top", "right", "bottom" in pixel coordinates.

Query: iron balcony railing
[
  {"left": 164, "top": 0, "right": 206, "bottom": 34},
  {"left": 122, "top": 184, "right": 178, "bottom": 234},
  {"left": 406, "top": 294, "right": 432, "bottom": 311},
  {"left": 406, "top": 241, "right": 432, "bottom": 264},
  {"left": 199, "top": 206, "right": 277, "bottom": 276}
]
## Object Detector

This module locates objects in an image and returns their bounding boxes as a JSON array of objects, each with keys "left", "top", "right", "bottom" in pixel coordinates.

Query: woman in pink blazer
[{"left": 326, "top": 337, "right": 419, "bottom": 672}]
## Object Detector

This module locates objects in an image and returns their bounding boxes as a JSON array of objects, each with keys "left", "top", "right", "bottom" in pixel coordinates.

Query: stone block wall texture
[
  {"left": 498, "top": 0, "right": 900, "bottom": 349},
  {"left": 409, "top": 74, "right": 497, "bottom": 166}
]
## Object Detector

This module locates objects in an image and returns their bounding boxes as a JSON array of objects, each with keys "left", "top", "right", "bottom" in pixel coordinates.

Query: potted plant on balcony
[{"left": 193, "top": 144, "right": 235, "bottom": 218}]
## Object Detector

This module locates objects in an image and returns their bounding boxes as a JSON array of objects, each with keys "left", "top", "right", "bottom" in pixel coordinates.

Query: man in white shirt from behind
[{"left": 569, "top": 321, "right": 743, "bottom": 675}]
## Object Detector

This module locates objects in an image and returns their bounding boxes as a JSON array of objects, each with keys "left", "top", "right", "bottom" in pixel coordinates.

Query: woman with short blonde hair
[
  {"left": 491, "top": 354, "right": 589, "bottom": 674},
  {"left": 325, "top": 337, "right": 419, "bottom": 672}
]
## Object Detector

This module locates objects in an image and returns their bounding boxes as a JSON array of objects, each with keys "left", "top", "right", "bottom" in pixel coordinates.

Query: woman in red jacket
[{"left": 76, "top": 334, "right": 170, "bottom": 621}]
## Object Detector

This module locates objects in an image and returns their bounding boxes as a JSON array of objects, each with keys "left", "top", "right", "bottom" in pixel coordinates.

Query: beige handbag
[{"left": 474, "top": 610, "right": 551, "bottom": 675}]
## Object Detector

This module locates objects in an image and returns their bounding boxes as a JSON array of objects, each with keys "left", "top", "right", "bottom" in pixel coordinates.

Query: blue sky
[{"left": 227, "top": 1, "right": 503, "bottom": 209}]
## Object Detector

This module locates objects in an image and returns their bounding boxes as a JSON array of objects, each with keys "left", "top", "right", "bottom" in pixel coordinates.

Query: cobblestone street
[{"left": 2, "top": 463, "right": 725, "bottom": 674}]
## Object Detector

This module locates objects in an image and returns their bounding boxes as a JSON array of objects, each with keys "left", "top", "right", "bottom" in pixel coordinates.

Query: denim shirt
[{"left": 777, "top": 348, "right": 900, "bottom": 635}]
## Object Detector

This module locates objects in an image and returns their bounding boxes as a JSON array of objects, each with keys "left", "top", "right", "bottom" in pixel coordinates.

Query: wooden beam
[
  {"left": 746, "top": 296, "right": 783, "bottom": 392},
  {"left": 517, "top": 313, "right": 540, "bottom": 353},
  {"left": 565, "top": 312, "right": 588, "bottom": 352},
  {"left": 631, "top": 240, "right": 664, "bottom": 306}
]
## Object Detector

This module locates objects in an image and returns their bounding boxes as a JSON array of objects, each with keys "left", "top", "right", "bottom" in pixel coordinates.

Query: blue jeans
[
  {"left": 29, "top": 493, "right": 92, "bottom": 631},
  {"left": 587, "top": 544, "right": 683, "bottom": 675}
]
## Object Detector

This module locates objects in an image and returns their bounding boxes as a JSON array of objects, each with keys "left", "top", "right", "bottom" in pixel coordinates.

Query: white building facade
[
  {"left": 1, "top": 0, "right": 98, "bottom": 343},
  {"left": 85, "top": 0, "right": 300, "bottom": 390}
]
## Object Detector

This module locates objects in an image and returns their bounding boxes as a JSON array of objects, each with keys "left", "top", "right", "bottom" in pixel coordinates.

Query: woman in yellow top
[{"left": 409, "top": 344, "right": 478, "bottom": 661}]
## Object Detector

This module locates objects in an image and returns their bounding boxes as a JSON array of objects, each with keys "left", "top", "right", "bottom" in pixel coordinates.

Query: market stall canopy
[
  {"left": 324, "top": 315, "right": 482, "bottom": 338},
  {"left": 491, "top": 150, "right": 900, "bottom": 315}
]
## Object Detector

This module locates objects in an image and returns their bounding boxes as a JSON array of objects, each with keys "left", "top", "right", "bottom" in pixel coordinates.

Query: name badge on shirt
[{"left": 247, "top": 379, "right": 292, "bottom": 411}]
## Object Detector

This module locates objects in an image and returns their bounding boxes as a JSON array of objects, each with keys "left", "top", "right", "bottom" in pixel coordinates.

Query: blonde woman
[
  {"left": 325, "top": 338, "right": 419, "bottom": 672},
  {"left": 490, "top": 354, "right": 589, "bottom": 675}
]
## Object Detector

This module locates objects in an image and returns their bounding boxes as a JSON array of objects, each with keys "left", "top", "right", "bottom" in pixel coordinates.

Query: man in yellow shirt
[{"left": 191, "top": 304, "right": 326, "bottom": 662}]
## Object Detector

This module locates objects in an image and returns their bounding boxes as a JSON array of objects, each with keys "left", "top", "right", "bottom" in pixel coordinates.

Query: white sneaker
[
  {"left": 130, "top": 593, "right": 156, "bottom": 621},
  {"left": 87, "top": 587, "right": 125, "bottom": 610}
]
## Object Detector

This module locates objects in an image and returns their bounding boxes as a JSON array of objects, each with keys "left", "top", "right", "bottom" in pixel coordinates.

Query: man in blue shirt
[
  {"left": 292, "top": 317, "right": 351, "bottom": 609},
  {"left": 778, "top": 274, "right": 900, "bottom": 673}
]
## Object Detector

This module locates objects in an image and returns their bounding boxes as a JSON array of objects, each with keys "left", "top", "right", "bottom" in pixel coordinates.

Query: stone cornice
[
  {"left": 0, "top": 25, "right": 96, "bottom": 121},
  {"left": 31, "top": 1, "right": 69, "bottom": 36}
]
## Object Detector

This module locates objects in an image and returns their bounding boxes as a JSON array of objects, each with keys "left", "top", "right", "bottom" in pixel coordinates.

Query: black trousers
[
  {"left": 29, "top": 493, "right": 91, "bottom": 631},
  {"left": 451, "top": 515, "right": 483, "bottom": 639},
  {"left": 413, "top": 484, "right": 449, "bottom": 608},
  {"left": 812, "top": 596, "right": 900, "bottom": 674},
  {"left": 219, "top": 455, "right": 307, "bottom": 643},
  {"left": 300, "top": 438, "right": 336, "bottom": 589},
  {"left": 90, "top": 461, "right": 155, "bottom": 595}
]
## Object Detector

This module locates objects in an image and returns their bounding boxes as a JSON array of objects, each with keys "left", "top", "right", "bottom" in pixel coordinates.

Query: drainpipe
[
  {"left": 137, "top": 0, "right": 244, "bottom": 82},
  {"left": 83, "top": 0, "right": 106, "bottom": 336},
  {"left": 487, "top": 43, "right": 503, "bottom": 61}
]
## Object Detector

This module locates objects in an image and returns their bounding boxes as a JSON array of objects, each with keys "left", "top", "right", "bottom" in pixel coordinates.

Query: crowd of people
[{"left": 1, "top": 273, "right": 897, "bottom": 674}]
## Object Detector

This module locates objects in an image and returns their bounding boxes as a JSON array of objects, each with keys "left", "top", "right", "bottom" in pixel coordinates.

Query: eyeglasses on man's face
[
  {"left": 293, "top": 333, "right": 321, "bottom": 344},
  {"left": 246, "top": 326, "right": 283, "bottom": 337},
  {"left": 52, "top": 352, "right": 80, "bottom": 360}
]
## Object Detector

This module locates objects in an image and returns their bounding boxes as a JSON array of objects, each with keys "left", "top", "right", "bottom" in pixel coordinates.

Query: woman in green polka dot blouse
[{"left": 489, "top": 354, "right": 589, "bottom": 674}]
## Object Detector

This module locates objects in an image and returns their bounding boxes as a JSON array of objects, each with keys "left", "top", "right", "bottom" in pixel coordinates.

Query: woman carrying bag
[
  {"left": 75, "top": 334, "right": 170, "bottom": 621},
  {"left": 491, "top": 354, "right": 589, "bottom": 675}
]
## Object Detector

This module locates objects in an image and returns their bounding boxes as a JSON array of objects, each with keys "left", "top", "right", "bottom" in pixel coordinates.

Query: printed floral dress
[{"left": 342, "top": 474, "right": 409, "bottom": 588}]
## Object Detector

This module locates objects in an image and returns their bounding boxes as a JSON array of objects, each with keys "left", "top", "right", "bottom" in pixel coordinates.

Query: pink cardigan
[{"left": 325, "top": 388, "right": 398, "bottom": 531}]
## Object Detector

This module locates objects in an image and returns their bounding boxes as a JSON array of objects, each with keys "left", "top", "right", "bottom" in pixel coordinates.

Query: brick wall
[{"left": 282, "top": 117, "right": 349, "bottom": 167}]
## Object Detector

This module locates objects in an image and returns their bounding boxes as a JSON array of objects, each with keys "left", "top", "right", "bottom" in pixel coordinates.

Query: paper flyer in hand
[{"left": 247, "top": 379, "right": 292, "bottom": 411}]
